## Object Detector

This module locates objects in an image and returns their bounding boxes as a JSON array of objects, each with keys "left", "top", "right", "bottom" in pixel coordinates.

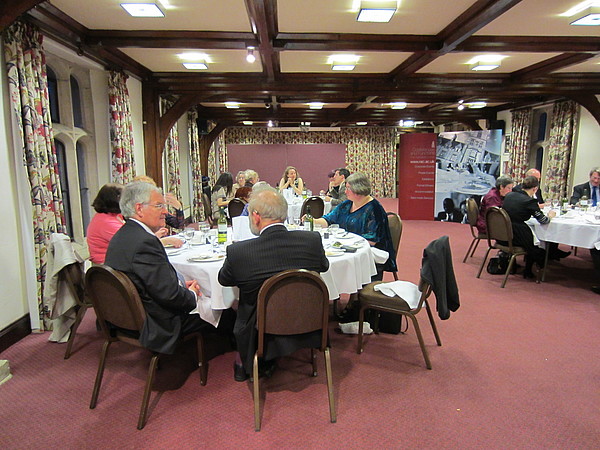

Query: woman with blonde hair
[{"left": 278, "top": 166, "right": 304, "bottom": 196}]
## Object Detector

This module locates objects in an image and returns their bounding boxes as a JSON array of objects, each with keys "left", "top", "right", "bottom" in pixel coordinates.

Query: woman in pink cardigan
[{"left": 87, "top": 184, "right": 125, "bottom": 264}]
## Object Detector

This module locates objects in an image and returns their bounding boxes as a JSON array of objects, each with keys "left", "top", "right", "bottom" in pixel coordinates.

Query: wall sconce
[{"left": 246, "top": 47, "right": 256, "bottom": 63}]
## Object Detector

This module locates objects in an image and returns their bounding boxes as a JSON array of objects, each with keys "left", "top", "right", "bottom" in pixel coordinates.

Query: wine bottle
[
  {"left": 304, "top": 205, "right": 314, "bottom": 231},
  {"left": 217, "top": 207, "right": 227, "bottom": 244}
]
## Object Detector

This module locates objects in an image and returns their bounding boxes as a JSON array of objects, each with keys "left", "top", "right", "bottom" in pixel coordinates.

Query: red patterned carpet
[{"left": 1, "top": 211, "right": 599, "bottom": 448}]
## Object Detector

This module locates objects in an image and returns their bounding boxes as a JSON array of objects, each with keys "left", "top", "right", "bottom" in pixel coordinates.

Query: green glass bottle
[
  {"left": 218, "top": 207, "right": 227, "bottom": 244},
  {"left": 304, "top": 205, "right": 314, "bottom": 231}
]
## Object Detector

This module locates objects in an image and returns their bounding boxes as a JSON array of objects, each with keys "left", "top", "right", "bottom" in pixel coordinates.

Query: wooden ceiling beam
[
  {"left": 85, "top": 30, "right": 258, "bottom": 49},
  {"left": 0, "top": 0, "right": 44, "bottom": 31},
  {"left": 245, "top": 0, "right": 279, "bottom": 82},
  {"left": 460, "top": 35, "right": 600, "bottom": 53},
  {"left": 509, "top": 53, "right": 596, "bottom": 82},
  {"left": 438, "top": 0, "right": 524, "bottom": 53}
]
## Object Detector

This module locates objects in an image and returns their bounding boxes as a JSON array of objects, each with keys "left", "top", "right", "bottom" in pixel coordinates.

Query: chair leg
[
  {"left": 64, "top": 304, "right": 88, "bottom": 359},
  {"left": 470, "top": 238, "right": 481, "bottom": 257},
  {"left": 408, "top": 314, "right": 432, "bottom": 370},
  {"left": 311, "top": 348, "right": 318, "bottom": 377},
  {"left": 138, "top": 354, "right": 159, "bottom": 430},
  {"left": 253, "top": 353, "right": 261, "bottom": 432},
  {"left": 501, "top": 255, "right": 518, "bottom": 288},
  {"left": 424, "top": 301, "right": 442, "bottom": 346},
  {"left": 90, "top": 340, "right": 111, "bottom": 409},
  {"left": 476, "top": 247, "right": 493, "bottom": 278},
  {"left": 463, "top": 238, "right": 476, "bottom": 263},
  {"left": 357, "top": 305, "right": 366, "bottom": 354},
  {"left": 196, "top": 334, "right": 207, "bottom": 386},
  {"left": 324, "top": 348, "right": 336, "bottom": 423}
]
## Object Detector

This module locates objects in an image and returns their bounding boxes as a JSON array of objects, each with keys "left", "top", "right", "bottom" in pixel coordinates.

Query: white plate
[
  {"left": 334, "top": 233, "right": 353, "bottom": 239},
  {"left": 187, "top": 254, "right": 225, "bottom": 263},
  {"left": 165, "top": 248, "right": 183, "bottom": 256},
  {"left": 325, "top": 250, "right": 345, "bottom": 257}
]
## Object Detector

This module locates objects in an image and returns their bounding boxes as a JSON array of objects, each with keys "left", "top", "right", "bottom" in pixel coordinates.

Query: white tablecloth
[
  {"left": 168, "top": 230, "right": 376, "bottom": 327},
  {"left": 527, "top": 212, "right": 600, "bottom": 250}
]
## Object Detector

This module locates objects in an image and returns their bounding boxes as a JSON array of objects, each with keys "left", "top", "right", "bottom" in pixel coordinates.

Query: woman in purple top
[{"left": 476, "top": 175, "right": 514, "bottom": 234}]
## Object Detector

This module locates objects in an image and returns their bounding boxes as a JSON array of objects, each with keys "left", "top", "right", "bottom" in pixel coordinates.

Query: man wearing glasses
[{"left": 106, "top": 181, "right": 234, "bottom": 354}]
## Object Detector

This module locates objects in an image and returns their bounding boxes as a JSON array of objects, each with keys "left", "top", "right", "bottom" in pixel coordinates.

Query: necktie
[{"left": 592, "top": 186, "right": 597, "bottom": 207}]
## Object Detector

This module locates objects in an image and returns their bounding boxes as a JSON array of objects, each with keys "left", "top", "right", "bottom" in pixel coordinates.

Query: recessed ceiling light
[
  {"left": 301, "top": 121, "right": 311, "bottom": 126},
  {"left": 457, "top": 104, "right": 465, "bottom": 111},
  {"left": 570, "top": 6, "right": 600, "bottom": 25},
  {"left": 403, "top": 120, "right": 414, "bottom": 127},
  {"left": 389, "top": 102, "right": 407, "bottom": 109},
  {"left": 242, "top": 121, "right": 253, "bottom": 125},
  {"left": 328, "top": 54, "right": 360, "bottom": 71},
  {"left": 267, "top": 120, "right": 274, "bottom": 127},
  {"left": 182, "top": 62, "right": 208, "bottom": 70},
  {"left": 467, "top": 55, "right": 505, "bottom": 71},
  {"left": 356, "top": 121, "right": 368, "bottom": 125},
  {"left": 225, "top": 102, "right": 240, "bottom": 109},
  {"left": 121, "top": 3, "right": 164, "bottom": 17},
  {"left": 560, "top": 1, "right": 600, "bottom": 17},
  {"left": 308, "top": 102, "right": 324, "bottom": 110},
  {"left": 356, "top": 0, "right": 397, "bottom": 23}
]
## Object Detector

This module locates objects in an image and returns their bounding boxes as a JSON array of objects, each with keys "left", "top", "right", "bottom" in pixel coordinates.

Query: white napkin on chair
[
  {"left": 370, "top": 247, "right": 389, "bottom": 264},
  {"left": 373, "top": 281, "right": 421, "bottom": 309}
]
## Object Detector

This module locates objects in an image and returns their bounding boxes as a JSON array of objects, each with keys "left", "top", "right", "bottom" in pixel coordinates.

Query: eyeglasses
[{"left": 142, "top": 202, "right": 167, "bottom": 210}]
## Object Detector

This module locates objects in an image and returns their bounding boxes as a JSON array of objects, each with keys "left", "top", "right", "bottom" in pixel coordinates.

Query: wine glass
[{"left": 184, "top": 227, "right": 195, "bottom": 244}]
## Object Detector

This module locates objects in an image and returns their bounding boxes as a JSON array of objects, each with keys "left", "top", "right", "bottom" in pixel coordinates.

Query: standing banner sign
[{"left": 398, "top": 133, "right": 437, "bottom": 220}]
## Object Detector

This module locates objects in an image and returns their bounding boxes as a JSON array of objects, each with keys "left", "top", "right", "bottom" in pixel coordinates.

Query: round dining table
[{"left": 167, "top": 229, "right": 377, "bottom": 327}]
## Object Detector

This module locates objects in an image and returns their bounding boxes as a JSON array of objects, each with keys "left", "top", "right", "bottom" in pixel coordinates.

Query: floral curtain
[
  {"left": 4, "top": 21, "right": 65, "bottom": 330},
  {"left": 108, "top": 70, "right": 136, "bottom": 183},
  {"left": 223, "top": 127, "right": 397, "bottom": 197},
  {"left": 545, "top": 101, "right": 578, "bottom": 200},
  {"left": 161, "top": 98, "right": 182, "bottom": 200},
  {"left": 506, "top": 108, "right": 532, "bottom": 183},
  {"left": 187, "top": 109, "right": 205, "bottom": 221}
]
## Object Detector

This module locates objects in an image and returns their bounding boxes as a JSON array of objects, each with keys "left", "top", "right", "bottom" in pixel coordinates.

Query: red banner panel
[{"left": 398, "top": 133, "right": 437, "bottom": 220}]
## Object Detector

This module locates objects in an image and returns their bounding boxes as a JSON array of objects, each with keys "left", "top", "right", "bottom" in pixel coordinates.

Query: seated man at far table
[
  {"left": 106, "top": 181, "right": 235, "bottom": 355},
  {"left": 218, "top": 187, "right": 329, "bottom": 381}
]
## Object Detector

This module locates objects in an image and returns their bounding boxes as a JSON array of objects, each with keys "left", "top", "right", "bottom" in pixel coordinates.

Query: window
[
  {"left": 70, "top": 75, "right": 83, "bottom": 128},
  {"left": 55, "top": 139, "right": 73, "bottom": 236},
  {"left": 77, "top": 142, "right": 91, "bottom": 234},
  {"left": 47, "top": 66, "right": 60, "bottom": 123}
]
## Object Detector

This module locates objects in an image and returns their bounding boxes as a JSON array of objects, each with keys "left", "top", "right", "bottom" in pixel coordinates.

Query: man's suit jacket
[
  {"left": 218, "top": 224, "right": 329, "bottom": 372},
  {"left": 105, "top": 220, "right": 197, "bottom": 354},
  {"left": 513, "top": 183, "right": 544, "bottom": 204},
  {"left": 570, "top": 182, "right": 594, "bottom": 205}
]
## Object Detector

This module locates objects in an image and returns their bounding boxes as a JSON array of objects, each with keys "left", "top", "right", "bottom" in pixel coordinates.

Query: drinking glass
[
  {"left": 184, "top": 227, "right": 195, "bottom": 243},
  {"left": 329, "top": 224, "right": 339, "bottom": 234}
]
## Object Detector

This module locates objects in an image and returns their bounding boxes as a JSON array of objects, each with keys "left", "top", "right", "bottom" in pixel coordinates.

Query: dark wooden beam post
[
  {"left": 141, "top": 81, "right": 162, "bottom": 185},
  {"left": 0, "top": 0, "right": 44, "bottom": 31},
  {"left": 568, "top": 94, "right": 600, "bottom": 128},
  {"left": 199, "top": 123, "right": 228, "bottom": 176}
]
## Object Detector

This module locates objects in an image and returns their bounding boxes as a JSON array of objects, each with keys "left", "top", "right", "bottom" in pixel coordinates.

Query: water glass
[
  {"left": 184, "top": 227, "right": 195, "bottom": 242},
  {"left": 329, "top": 224, "right": 339, "bottom": 234}
]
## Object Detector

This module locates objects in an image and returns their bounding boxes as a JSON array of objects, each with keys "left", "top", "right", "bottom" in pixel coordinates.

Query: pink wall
[{"left": 227, "top": 144, "right": 346, "bottom": 193}]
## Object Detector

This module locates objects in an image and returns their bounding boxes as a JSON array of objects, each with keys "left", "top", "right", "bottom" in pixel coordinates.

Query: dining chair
[
  {"left": 386, "top": 212, "right": 402, "bottom": 280},
  {"left": 202, "top": 193, "right": 214, "bottom": 226},
  {"left": 357, "top": 276, "right": 441, "bottom": 369},
  {"left": 252, "top": 269, "right": 335, "bottom": 431},
  {"left": 300, "top": 196, "right": 325, "bottom": 219},
  {"left": 85, "top": 265, "right": 207, "bottom": 430},
  {"left": 463, "top": 197, "right": 487, "bottom": 263},
  {"left": 61, "top": 261, "right": 91, "bottom": 359},
  {"left": 228, "top": 198, "right": 246, "bottom": 218},
  {"left": 476, "top": 206, "right": 529, "bottom": 287}
]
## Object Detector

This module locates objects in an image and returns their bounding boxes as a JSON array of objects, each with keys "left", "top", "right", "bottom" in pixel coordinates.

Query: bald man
[{"left": 513, "top": 168, "right": 545, "bottom": 205}]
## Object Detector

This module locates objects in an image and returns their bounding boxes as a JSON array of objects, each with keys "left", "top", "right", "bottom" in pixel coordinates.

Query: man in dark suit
[
  {"left": 218, "top": 187, "right": 329, "bottom": 380},
  {"left": 570, "top": 167, "right": 600, "bottom": 206},
  {"left": 106, "top": 181, "right": 233, "bottom": 354}
]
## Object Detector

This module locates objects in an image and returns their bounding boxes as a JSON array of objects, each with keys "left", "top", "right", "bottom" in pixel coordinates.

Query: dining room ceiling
[{"left": 16, "top": 0, "right": 600, "bottom": 128}]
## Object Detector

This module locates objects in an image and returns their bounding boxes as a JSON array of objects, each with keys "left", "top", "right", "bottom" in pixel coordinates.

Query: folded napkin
[
  {"left": 373, "top": 281, "right": 421, "bottom": 309},
  {"left": 370, "top": 247, "right": 389, "bottom": 264},
  {"left": 339, "top": 321, "right": 373, "bottom": 335}
]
